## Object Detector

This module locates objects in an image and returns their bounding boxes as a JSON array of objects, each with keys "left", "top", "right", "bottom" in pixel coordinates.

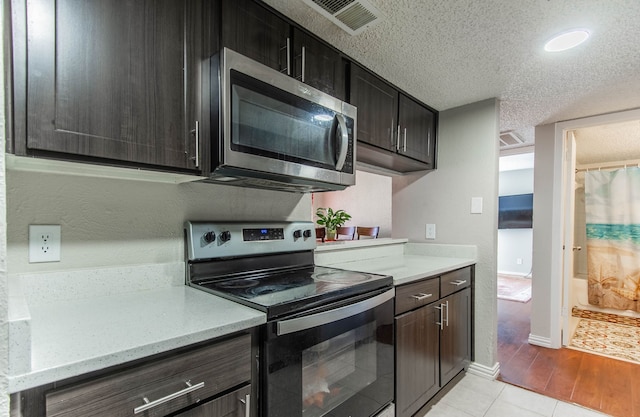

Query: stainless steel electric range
[{"left": 185, "top": 221, "right": 395, "bottom": 417}]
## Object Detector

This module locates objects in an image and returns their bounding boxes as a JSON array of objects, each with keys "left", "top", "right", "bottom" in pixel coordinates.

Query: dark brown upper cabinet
[
  {"left": 350, "top": 63, "right": 437, "bottom": 172},
  {"left": 13, "top": 0, "right": 214, "bottom": 172},
  {"left": 221, "top": 0, "right": 345, "bottom": 100}
]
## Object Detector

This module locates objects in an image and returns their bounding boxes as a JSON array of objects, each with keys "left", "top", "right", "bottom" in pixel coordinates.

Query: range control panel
[{"left": 185, "top": 221, "right": 317, "bottom": 260}]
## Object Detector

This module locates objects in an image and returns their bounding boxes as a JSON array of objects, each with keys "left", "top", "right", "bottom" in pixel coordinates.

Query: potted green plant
[{"left": 315, "top": 207, "right": 352, "bottom": 241}]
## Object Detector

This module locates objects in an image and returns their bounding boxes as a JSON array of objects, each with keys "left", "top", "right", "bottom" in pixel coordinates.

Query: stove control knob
[
  {"left": 303, "top": 229, "right": 312, "bottom": 238},
  {"left": 219, "top": 231, "right": 231, "bottom": 243},
  {"left": 293, "top": 230, "right": 302, "bottom": 239},
  {"left": 203, "top": 231, "right": 216, "bottom": 244}
]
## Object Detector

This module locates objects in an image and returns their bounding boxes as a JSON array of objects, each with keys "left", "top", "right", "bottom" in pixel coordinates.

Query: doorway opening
[{"left": 561, "top": 116, "right": 640, "bottom": 364}]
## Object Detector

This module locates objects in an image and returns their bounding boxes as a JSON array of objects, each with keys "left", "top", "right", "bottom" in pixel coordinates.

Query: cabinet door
[
  {"left": 395, "top": 305, "right": 440, "bottom": 417},
  {"left": 398, "top": 94, "right": 436, "bottom": 167},
  {"left": 176, "top": 385, "right": 251, "bottom": 417},
  {"left": 440, "top": 288, "right": 471, "bottom": 386},
  {"left": 292, "top": 28, "right": 345, "bottom": 100},
  {"left": 25, "top": 0, "right": 209, "bottom": 170},
  {"left": 222, "top": 0, "right": 290, "bottom": 74},
  {"left": 349, "top": 64, "right": 398, "bottom": 152}
]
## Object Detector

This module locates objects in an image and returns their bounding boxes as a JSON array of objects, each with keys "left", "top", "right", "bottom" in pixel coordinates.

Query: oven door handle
[{"left": 276, "top": 288, "right": 395, "bottom": 336}]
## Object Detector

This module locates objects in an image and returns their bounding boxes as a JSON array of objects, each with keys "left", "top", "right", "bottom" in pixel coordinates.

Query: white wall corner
[
  {"left": 528, "top": 333, "right": 555, "bottom": 348},
  {"left": 467, "top": 361, "right": 500, "bottom": 380}
]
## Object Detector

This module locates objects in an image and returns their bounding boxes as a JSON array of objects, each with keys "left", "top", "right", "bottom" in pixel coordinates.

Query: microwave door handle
[{"left": 334, "top": 114, "right": 349, "bottom": 171}]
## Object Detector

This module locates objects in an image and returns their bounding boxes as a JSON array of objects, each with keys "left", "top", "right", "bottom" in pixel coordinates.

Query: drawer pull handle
[
  {"left": 239, "top": 393, "right": 251, "bottom": 417},
  {"left": 450, "top": 280, "right": 468, "bottom": 286},
  {"left": 134, "top": 380, "right": 205, "bottom": 414},
  {"left": 411, "top": 293, "right": 432, "bottom": 300}
]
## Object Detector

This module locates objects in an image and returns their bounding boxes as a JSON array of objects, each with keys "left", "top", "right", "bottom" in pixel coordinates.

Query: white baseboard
[
  {"left": 528, "top": 333, "right": 552, "bottom": 348},
  {"left": 467, "top": 361, "right": 500, "bottom": 380}
]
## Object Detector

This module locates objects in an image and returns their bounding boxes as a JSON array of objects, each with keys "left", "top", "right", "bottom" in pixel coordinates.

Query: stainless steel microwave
[{"left": 205, "top": 48, "right": 357, "bottom": 193}]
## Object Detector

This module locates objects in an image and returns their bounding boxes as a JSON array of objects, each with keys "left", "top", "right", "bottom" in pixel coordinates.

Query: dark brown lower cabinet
[
  {"left": 176, "top": 384, "right": 251, "bottom": 417},
  {"left": 440, "top": 288, "right": 472, "bottom": 387},
  {"left": 395, "top": 267, "right": 473, "bottom": 417},
  {"left": 395, "top": 303, "right": 440, "bottom": 417}
]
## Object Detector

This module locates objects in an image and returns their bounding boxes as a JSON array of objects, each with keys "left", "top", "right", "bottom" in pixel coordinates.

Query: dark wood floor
[{"left": 498, "top": 298, "right": 640, "bottom": 417}]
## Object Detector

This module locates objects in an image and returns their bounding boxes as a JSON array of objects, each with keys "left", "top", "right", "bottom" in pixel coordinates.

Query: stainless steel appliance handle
[
  {"left": 133, "top": 381, "right": 205, "bottom": 414},
  {"left": 334, "top": 114, "right": 349, "bottom": 171},
  {"left": 239, "top": 393, "right": 251, "bottom": 417},
  {"left": 277, "top": 288, "right": 394, "bottom": 336},
  {"left": 435, "top": 304, "right": 444, "bottom": 330},
  {"left": 301, "top": 46, "right": 306, "bottom": 82}
]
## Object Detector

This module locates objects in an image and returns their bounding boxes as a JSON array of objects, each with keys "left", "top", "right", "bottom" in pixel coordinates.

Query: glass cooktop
[{"left": 191, "top": 265, "right": 392, "bottom": 320}]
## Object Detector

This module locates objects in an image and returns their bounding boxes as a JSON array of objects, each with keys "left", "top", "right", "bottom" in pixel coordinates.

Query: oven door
[{"left": 261, "top": 288, "right": 394, "bottom": 417}]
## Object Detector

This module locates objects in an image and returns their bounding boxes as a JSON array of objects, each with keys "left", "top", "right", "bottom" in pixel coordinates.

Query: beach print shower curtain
[{"left": 585, "top": 167, "right": 640, "bottom": 312}]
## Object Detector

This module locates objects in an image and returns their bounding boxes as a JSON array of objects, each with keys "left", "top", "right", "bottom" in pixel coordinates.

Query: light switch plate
[
  {"left": 425, "top": 224, "right": 436, "bottom": 239},
  {"left": 29, "top": 225, "right": 61, "bottom": 263},
  {"left": 471, "top": 197, "right": 483, "bottom": 214}
]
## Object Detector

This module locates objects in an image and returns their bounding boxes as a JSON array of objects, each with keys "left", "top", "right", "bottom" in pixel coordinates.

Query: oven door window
[
  {"left": 230, "top": 70, "right": 352, "bottom": 171},
  {"left": 262, "top": 296, "right": 393, "bottom": 417}
]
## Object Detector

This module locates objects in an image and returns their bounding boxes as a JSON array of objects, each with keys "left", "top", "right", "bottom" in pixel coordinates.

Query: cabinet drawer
[
  {"left": 46, "top": 333, "right": 251, "bottom": 417},
  {"left": 441, "top": 267, "right": 471, "bottom": 297},
  {"left": 395, "top": 278, "right": 439, "bottom": 315}
]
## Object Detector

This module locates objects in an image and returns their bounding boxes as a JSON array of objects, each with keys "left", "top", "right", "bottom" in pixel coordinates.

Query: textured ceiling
[
  {"left": 263, "top": 0, "right": 640, "bottom": 146},
  {"left": 574, "top": 120, "right": 640, "bottom": 166}
]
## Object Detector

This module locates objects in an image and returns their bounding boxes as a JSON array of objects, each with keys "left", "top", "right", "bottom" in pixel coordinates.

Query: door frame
[{"left": 551, "top": 108, "right": 640, "bottom": 347}]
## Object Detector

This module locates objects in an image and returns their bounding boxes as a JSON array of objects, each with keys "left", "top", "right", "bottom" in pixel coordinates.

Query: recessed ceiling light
[{"left": 544, "top": 29, "right": 590, "bottom": 52}]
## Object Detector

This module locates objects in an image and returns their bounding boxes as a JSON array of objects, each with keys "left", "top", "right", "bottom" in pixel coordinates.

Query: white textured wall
[
  {"left": 497, "top": 168, "right": 534, "bottom": 275},
  {"left": 530, "top": 123, "right": 561, "bottom": 346},
  {"left": 312, "top": 170, "right": 392, "bottom": 237},
  {"left": 6, "top": 171, "right": 311, "bottom": 273},
  {"left": 392, "top": 99, "right": 499, "bottom": 370}
]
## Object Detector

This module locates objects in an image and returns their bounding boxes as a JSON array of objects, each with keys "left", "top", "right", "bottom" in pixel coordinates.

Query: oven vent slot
[{"left": 301, "top": 0, "right": 383, "bottom": 35}]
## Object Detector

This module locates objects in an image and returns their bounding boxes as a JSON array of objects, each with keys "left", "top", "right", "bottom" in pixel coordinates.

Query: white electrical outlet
[
  {"left": 29, "top": 225, "right": 61, "bottom": 263},
  {"left": 425, "top": 224, "right": 436, "bottom": 239}
]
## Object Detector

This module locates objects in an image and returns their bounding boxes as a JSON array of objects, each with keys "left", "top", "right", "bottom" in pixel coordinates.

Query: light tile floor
[{"left": 420, "top": 373, "right": 611, "bottom": 417}]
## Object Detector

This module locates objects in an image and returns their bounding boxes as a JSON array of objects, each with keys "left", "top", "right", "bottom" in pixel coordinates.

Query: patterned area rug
[
  {"left": 497, "top": 274, "right": 531, "bottom": 302},
  {"left": 570, "top": 318, "right": 640, "bottom": 364}
]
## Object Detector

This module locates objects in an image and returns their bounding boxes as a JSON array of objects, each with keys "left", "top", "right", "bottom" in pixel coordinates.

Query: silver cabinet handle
[
  {"left": 444, "top": 300, "right": 449, "bottom": 326},
  {"left": 435, "top": 303, "right": 444, "bottom": 330},
  {"left": 450, "top": 280, "right": 467, "bottom": 286},
  {"left": 334, "top": 114, "right": 349, "bottom": 170},
  {"left": 403, "top": 127, "right": 407, "bottom": 152},
  {"left": 411, "top": 293, "right": 432, "bottom": 300},
  {"left": 193, "top": 120, "right": 200, "bottom": 168},
  {"left": 396, "top": 125, "right": 401, "bottom": 151},
  {"left": 134, "top": 380, "right": 205, "bottom": 414},
  {"left": 239, "top": 393, "right": 251, "bottom": 417},
  {"left": 301, "top": 46, "right": 306, "bottom": 82},
  {"left": 280, "top": 38, "right": 291, "bottom": 75},
  {"left": 286, "top": 38, "right": 291, "bottom": 75},
  {"left": 391, "top": 118, "right": 395, "bottom": 149}
]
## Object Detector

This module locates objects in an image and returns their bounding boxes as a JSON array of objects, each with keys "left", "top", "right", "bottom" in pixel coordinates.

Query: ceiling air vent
[
  {"left": 499, "top": 131, "right": 525, "bottom": 148},
  {"left": 301, "top": 0, "right": 383, "bottom": 35}
]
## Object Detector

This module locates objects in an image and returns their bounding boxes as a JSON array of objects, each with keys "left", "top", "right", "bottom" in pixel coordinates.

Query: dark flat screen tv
[{"left": 498, "top": 193, "right": 533, "bottom": 229}]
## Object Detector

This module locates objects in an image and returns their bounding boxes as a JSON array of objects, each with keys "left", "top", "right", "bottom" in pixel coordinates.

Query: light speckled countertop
[
  {"left": 8, "top": 285, "right": 265, "bottom": 393},
  {"left": 9, "top": 241, "right": 475, "bottom": 394},
  {"left": 315, "top": 240, "right": 477, "bottom": 285}
]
